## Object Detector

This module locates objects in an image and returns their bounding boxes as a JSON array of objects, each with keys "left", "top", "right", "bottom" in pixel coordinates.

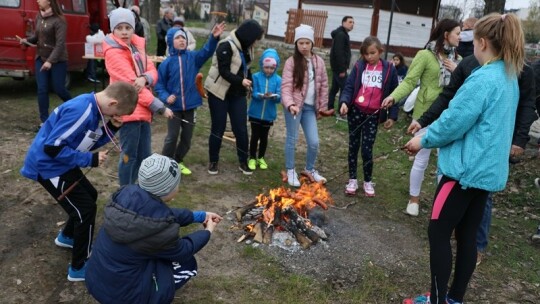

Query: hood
[
  {"left": 258, "top": 48, "right": 280, "bottom": 75},
  {"left": 234, "top": 19, "right": 264, "bottom": 50},
  {"left": 166, "top": 27, "right": 187, "bottom": 56},
  {"left": 103, "top": 185, "right": 178, "bottom": 244},
  {"left": 331, "top": 26, "right": 344, "bottom": 39},
  {"left": 460, "top": 29, "right": 474, "bottom": 43}
]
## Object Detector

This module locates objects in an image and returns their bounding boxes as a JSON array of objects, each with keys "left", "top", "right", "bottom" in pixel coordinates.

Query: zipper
[
  {"left": 213, "top": 74, "right": 220, "bottom": 83},
  {"left": 261, "top": 78, "right": 269, "bottom": 120},
  {"left": 152, "top": 273, "right": 159, "bottom": 291}
]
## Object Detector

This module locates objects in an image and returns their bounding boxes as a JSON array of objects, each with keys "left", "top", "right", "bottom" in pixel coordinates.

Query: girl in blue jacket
[
  {"left": 402, "top": 13, "right": 525, "bottom": 304},
  {"left": 155, "top": 22, "right": 225, "bottom": 175},
  {"left": 247, "top": 48, "right": 282, "bottom": 170}
]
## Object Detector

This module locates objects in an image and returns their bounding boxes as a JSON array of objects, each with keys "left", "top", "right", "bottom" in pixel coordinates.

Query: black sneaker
[
  {"left": 208, "top": 162, "right": 218, "bottom": 175},
  {"left": 239, "top": 162, "right": 253, "bottom": 175}
]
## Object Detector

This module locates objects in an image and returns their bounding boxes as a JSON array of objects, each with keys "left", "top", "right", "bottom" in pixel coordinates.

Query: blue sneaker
[
  {"left": 446, "top": 297, "right": 462, "bottom": 304},
  {"left": 55, "top": 231, "right": 73, "bottom": 248},
  {"left": 67, "top": 263, "right": 86, "bottom": 282},
  {"left": 403, "top": 293, "right": 431, "bottom": 304}
]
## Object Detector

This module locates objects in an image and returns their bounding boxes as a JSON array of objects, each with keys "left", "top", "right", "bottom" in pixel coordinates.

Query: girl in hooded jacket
[
  {"left": 204, "top": 19, "right": 264, "bottom": 176},
  {"left": 281, "top": 24, "right": 329, "bottom": 187},
  {"left": 155, "top": 22, "right": 225, "bottom": 175},
  {"left": 103, "top": 8, "right": 173, "bottom": 186},
  {"left": 247, "top": 48, "right": 282, "bottom": 171}
]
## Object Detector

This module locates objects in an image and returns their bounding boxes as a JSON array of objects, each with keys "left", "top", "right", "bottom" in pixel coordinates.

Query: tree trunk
[{"left": 484, "top": 0, "right": 506, "bottom": 15}]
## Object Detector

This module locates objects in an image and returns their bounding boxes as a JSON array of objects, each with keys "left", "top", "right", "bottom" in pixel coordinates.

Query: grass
[{"left": 1, "top": 28, "right": 539, "bottom": 303}]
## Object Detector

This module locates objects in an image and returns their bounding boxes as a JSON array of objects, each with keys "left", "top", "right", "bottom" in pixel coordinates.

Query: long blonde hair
[{"left": 474, "top": 13, "right": 524, "bottom": 76}]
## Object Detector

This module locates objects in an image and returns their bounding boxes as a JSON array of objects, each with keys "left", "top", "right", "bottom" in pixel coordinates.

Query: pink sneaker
[
  {"left": 345, "top": 179, "right": 358, "bottom": 195},
  {"left": 363, "top": 181, "right": 375, "bottom": 197}
]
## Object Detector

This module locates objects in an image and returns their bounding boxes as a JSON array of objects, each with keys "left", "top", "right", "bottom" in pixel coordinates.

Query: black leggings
[
  {"left": 347, "top": 106, "right": 379, "bottom": 181},
  {"left": 429, "top": 176, "right": 488, "bottom": 303},
  {"left": 249, "top": 119, "right": 272, "bottom": 159}
]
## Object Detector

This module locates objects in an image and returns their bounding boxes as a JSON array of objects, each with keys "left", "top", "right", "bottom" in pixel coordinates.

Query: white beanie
[
  {"left": 138, "top": 154, "right": 181, "bottom": 197},
  {"left": 294, "top": 24, "right": 314, "bottom": 43},
  {"left": 173, "top": 29, "right": 187, "bottom": 40},
  {"left": 109, "top": 7, "right": 135, "bottom": 30}
]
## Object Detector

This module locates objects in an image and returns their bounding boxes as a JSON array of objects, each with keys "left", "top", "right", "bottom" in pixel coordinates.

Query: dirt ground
[{"left": 0, "top": 78, "right": 539, "bottom": 303}]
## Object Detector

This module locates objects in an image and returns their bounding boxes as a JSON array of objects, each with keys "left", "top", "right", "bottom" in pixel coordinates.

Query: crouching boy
[{"left": 85, "top": 153, "right": 222, "bottom": 303}]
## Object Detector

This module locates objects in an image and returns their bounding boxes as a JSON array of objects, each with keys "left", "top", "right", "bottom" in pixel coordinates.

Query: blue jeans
[
  {"left": 118, "top": 121, "right": 152, "bottom": 185},
  {"left": 35, "top": 57, "right": 72, "bottom": 122},
  {"left": 207, "top": 93, "right": 249, "bottom": 163},
  {"left": 476, "top": 192, "right": 493, "bottom": 252},
  {"left": 284, "top": 104, "right": 319, "bottom": 171}
]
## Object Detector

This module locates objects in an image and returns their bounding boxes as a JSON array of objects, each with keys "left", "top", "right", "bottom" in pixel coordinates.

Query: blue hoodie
[
  {"left": 248, "top": 48, "right": 282, "bottom": 122},
  {"left": 155, "top": 28, "right": 218, "bottom": 111}
]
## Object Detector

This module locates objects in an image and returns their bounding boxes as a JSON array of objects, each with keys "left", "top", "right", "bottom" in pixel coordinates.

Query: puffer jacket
[
  {"left": 103, "top": 34, "right": 164, "bottom": 123},
  {"left": 281, "top": 54, "right": 328, "bottom": 111},
  {"left": 248, "top": 49, "right": 282, "bottom": 122},
  {"left": 86, "top": 185, "right": 210, "bottom": 304},
  {"left": 156, "top": 28, "right": 218, "bottom": 111}
]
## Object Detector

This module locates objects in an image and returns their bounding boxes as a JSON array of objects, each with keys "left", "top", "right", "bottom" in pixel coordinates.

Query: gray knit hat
[
  {"left": 109, "top": 7, "right": 135, "bottom": 30},
  {"left": 138, "top": 154, "right": 181, "bottom": 197}
]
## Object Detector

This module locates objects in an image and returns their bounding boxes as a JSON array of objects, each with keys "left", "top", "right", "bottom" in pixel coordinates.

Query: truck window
[
  {"left": 58, "top": 0, "right": 86, "bottom": 14},
  {"left": 0, "top": 0, "right": 20, "bottom": 8}
]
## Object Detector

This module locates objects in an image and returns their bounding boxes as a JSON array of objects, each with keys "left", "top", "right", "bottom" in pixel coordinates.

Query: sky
[{"left": 441, "top": 0, "right": 532, "bottom": 10}]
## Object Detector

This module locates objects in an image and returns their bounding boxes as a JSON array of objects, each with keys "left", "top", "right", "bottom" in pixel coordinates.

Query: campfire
[{"left": 233, "top": 172, "right": 334, "bottom": 249}]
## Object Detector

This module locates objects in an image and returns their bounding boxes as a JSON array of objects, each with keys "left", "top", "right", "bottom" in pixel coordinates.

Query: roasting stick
[
  {"left": 56, "top": 143, "right": 118, "bottom": 201},
  {"left": 15, "top": 35, "right": 37, "bottom": 47}
]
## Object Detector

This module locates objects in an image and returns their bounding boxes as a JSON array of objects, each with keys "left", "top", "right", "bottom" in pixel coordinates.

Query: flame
[{"left": 254, "top": 181, "right": 333, "bottom": 225}]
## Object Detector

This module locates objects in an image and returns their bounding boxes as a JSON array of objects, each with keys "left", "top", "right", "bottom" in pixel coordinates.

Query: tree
[
  {"left": 484, "top": 0, "right": 506, "bottom": 14},
  {"left": 523, "top": 0, "right": 540, "bottom": 43}
]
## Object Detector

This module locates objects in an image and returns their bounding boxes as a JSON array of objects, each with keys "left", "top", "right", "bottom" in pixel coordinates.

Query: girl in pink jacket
[
  {"left": 281, "top": 24, "right": 329, "bottom": 187},
  {"left": 103, "top": 8, "right": 173, "bottom": 185}
]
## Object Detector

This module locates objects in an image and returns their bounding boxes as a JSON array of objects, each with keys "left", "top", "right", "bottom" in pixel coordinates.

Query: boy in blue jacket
[
  {"left": 247, "top": 48, "right": 282, "bottom": 170},
  {"left": 86, "top": 154, "right": 222, "bottom": 303},
  {"left": 20, "top": 81, "right": 138, "bottom": 281},
  {"left": 155, "top": 22, "right": 225, "bottom": 175}
]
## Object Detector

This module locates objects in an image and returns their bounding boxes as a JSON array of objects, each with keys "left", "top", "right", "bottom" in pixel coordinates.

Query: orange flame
[{"left": 254, "top": 181, "right": 333, "bottom": 225}]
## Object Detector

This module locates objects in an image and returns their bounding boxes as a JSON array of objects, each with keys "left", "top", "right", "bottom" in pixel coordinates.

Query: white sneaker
[
  {"left": 345, "top": 179, "right": 358, "bottom": 195},
  {"left": 406, "top": 201, "right": 419, "bottom": 216},
  {"left": 287, "top": 169, "right": 300, "bottom": 187},
  {"left": 363, "top": 181, "right": 375, "bottom": 196},
  {"left": 308, "top": 169, "right": 327, "bottom": 184}
]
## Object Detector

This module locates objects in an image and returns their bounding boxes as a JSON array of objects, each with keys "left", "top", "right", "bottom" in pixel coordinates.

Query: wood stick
[
  {"left": 283, "top": 219, "right": 312, "bottom": 249},
  {"left": 283, "top": 207, "right": 320, "bottom": 244},
  {"left": 262, "top": 224, "right": 274, "bottom": 244},
  {"left": 235, "top": 200, "right": 258, "bottom": 221},
  {"left": 253, "top": 222, "right": 264, "bottom": 243}
]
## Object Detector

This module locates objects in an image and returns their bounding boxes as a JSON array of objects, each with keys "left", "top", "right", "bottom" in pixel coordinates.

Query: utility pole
[{"left": 384, "top": 0, "right": 396, "bottom": 60}]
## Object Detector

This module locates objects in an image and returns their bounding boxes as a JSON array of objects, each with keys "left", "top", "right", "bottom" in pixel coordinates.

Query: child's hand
[
  {"left": 110, "top": 115, "right": 123, "bottom": 128},
  {"left": 381, "top": 96, "right": 394, "bottom": 109},
  {"left": 407, "top": 120, "right": 422, "bottom": 134},
  {"left": 166, "top": 95, "right": 176, "bottom": 104},
  {"left": 242, "top": 78, "right": 252, "bottom": 88},
  {"left": 403, "top": 136, "right": 422, "bottom": 155},
  {"left": 339, "top": 103, "right": 348, "bottom": 116},
  {"left": 289, "top": 105, "right": 299, "bottom": 115},
  {"left": 205, "top": 212, "right": 223, "bottom": 224},
  {"left": 162, "top": 108, "right": 174, "bottom": 119},
  {"left": 133, "top": 76, "right": 146, "bottom": 92},
  {"left": 204, "top": 219, "right": 218, "bottom": 233},
  {"left": 212, "top": 21, "right": 226, "bottom": 38},
  {"left": 98, "top": 151, "right": 108, "bottom": 166}
]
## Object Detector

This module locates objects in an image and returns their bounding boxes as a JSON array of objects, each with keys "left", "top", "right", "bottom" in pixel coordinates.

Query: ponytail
[{"left": 474, "top": 13, "right": 524, "bottom": 76}]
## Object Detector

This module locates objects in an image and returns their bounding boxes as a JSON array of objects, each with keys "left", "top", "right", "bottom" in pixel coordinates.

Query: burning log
[
  {"left": 235, "top": 200, "right": 258, "bottom": 221},
  {"left": 253, "top": 222, "right": 264, "bottom": 243},
  {"left": 262, "top": 224, "right": 274, "bottom": 244},
  {"left": 282, "top": 206, "right": 320, "bottom": 244},
  {"left": 283, "top": 219, "right": 312, "bottom": 249}
]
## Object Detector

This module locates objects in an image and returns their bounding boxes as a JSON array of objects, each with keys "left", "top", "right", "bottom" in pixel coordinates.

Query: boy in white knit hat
[{"left": 86, "top": 153, "right": 222, "bottom": 303}]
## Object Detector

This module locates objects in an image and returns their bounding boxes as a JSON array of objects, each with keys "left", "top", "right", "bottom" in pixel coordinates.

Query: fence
[{"left": 285, "top": 9, "right": 328, "bottom": 48}]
